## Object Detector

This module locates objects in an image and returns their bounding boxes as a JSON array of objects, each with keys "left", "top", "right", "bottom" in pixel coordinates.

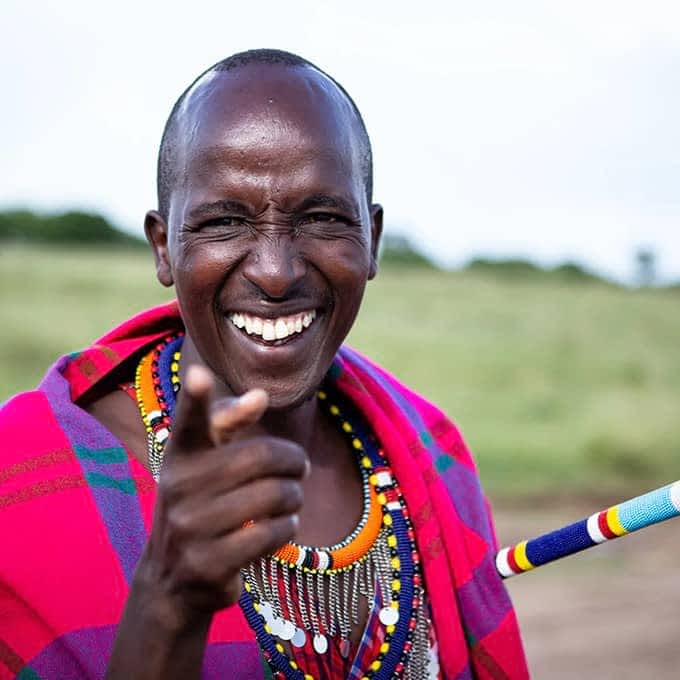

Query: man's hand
[{"left": 133, "top": 364, "right": 308, "bottom": 629}]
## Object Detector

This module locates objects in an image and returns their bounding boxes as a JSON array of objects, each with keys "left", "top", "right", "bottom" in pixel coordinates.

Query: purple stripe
[
  {"left": 41, "top": 364, "right": 148, "bottom": 583},
  {"left": 436, "top": 461, "right": 494, "bottom": 547},
  {"left": 338, "top": 348, "right": 430, "bottom": 438},
  {"left": 455, "top": 554, "right": 513, "bottom": 642},
  {"left": 25, "top": 626, "right": 264, "bottom": 679},
  {"left": 453, "top": 663, "right": 475, "bottom": 680}
]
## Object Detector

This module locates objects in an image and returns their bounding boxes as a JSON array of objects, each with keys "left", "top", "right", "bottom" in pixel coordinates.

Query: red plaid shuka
[{"left": 0, "top": 302, "right": 529, "bottom": 679}]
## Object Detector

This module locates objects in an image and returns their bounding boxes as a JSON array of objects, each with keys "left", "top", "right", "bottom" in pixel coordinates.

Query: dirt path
[{"left": 495, "top": 502, "right": 680, "bottom": 679}]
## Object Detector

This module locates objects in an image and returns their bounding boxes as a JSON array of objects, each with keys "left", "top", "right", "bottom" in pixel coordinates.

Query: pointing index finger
[{"left": 168, "top": 364, "right": 214, "bottom": 454}]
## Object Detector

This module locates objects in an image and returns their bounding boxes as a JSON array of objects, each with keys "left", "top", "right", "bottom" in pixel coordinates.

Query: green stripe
[
  {"left": 17, "top": 667, "right": 42, "bottom": 680},
  {"left": 420, "top": 430, "right": 434, "bottom": 447},
  {"left": 85, "top": 472, "right": 136, "bottom": 495},
  {"left": 435, "top": 453, "right": 454, "bottom": 473},
  {"left": 260, "top": 650, "right": 274, "bottom": 680},
  {"left": 75, "top": 445, "right": 127, "bottom": 464},
  {"left": 463, "top": 622, "right": 478, "bottom": 646}
]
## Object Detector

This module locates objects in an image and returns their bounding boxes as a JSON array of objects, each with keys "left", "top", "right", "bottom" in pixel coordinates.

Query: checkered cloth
[{"left": 0, "top": 302, "right": 528, "bottom": 679}]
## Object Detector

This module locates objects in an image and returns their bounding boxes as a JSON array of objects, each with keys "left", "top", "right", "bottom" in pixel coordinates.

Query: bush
[
  {"left": 0, "top": 209, "right": 144, "bottom": 247},
  {"left": 379, "top": 234, "right": 436, "bottom": 268}
]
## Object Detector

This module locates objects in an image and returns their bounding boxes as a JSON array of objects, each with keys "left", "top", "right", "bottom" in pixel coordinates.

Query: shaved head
[{"left": 157, "top": 49, "right": 373, "bottom": 220}]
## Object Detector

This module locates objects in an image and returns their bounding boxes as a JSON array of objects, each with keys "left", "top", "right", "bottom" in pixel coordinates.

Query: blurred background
[{"left": 2, "top": 1, "right": 679, "bottom": 676}]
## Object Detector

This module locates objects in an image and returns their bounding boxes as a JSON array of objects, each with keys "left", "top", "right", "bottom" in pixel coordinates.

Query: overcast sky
[{"left": 3, "top": 1, "right": 679, "bottom": 282}]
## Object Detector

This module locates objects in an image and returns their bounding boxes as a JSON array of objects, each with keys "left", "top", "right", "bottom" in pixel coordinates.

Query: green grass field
[{"left": 2, "top": 243, "right": 679, "bottom": 500}]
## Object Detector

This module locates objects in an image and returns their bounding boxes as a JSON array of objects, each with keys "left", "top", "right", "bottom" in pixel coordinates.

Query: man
[{"left": 0, "top": 50, "right": 528, "bottom": 679}]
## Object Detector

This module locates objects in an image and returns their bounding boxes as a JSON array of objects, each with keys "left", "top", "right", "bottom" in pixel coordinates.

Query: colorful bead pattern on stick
[{"left": 496, "top": 480, "right": 680, "bottom": 578}]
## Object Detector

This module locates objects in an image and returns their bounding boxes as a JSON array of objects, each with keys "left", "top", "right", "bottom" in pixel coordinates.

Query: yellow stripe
[
  {"left": 606, "top": 506, "right": 628, "bottom": 537},
  {"left": 514, "top": 541, "right": 535, "bottom": 572}
]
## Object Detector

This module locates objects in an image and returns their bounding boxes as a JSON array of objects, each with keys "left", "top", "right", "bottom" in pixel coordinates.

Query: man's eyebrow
[
  {"left": 296, "top": 194, "right": 358, "bottom": 214},
  {"left": 186, "top": 199, "right": 250, "bottom": 221}
]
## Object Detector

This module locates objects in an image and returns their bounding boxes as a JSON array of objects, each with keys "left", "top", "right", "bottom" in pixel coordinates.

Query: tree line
[{"left": 0, "top": 209, "right": 144, "bottom": 247}]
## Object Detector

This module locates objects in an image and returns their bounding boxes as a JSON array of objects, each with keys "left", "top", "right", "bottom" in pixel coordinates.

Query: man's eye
[
  {"left": 298, "top": 213, "right": 344, "bottom": 226},
  {"left": 203, "top": 216, "right": 246, "bottom": 228}
]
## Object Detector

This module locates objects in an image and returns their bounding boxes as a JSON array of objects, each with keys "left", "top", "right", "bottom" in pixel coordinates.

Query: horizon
[{"left": 3, "top": 1, "right": 679, "bottom": 284}]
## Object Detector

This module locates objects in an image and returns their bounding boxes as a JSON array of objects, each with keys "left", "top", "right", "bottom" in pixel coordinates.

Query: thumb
[{"left": 210, "top": 389, "right": 269, "bottom": 444}]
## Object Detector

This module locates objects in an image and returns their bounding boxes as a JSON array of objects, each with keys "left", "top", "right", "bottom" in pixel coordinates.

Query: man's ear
[
  {"left": 145, "top": 210, "right": 174, "bottom": 287},
  {"left": 368, "top": 203, "right": 384, "bottom": 280}
]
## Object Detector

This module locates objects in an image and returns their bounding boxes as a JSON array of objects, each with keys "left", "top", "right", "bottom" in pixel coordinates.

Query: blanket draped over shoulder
[{"left": 0, "top": 302, "right": 529, "bottom": 679}]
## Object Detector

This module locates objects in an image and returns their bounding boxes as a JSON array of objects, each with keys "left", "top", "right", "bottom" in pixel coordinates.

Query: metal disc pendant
[
  {"left": 313, "top": 633, "right": 328, "bottom": 654},
  {"left": 279, "top": 619, "right": 296, "bottom": 641},
  {"left": 291, "top": 627, "right": 307, "bottom": 648},
  {"left": 379, "top": 606, "right": 400, "bottom": 626},
  {"left": 270, "top": 616, "right": 284, "bottom": 637},
  {"left": 259, "top": 601, "right": 274, "bottom": 624}
]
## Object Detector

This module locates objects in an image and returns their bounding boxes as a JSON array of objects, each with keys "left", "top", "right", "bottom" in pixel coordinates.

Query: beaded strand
[{"left": 132, "top": 336, "right": 434, "bottom": 678}]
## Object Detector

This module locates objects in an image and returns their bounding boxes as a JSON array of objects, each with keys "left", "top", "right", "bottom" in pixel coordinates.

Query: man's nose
[{"left": 241, "top": 232, "right": 306, "bottom": 299}]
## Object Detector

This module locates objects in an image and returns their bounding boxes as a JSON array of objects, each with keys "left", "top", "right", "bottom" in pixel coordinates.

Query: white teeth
[
  {"left": 262, "top": 320, "right": 276, "bottom": 341},
  {"left": 275, "top": 319, "right": 289, "bottom": 340},
  {"left": 229, "top": 310, "right": 317, "bottom": 342}
]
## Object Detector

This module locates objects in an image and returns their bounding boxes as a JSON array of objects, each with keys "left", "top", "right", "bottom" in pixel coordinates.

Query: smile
[{"left": 228, "top": 309, "right": 317, "bottom": 342}]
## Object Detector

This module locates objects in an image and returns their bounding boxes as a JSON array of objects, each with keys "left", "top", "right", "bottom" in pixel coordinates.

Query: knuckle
[
  {"left": 178, "top": 547, "right": 206, "bottom": 582},
  {"left": 227, "top": 439, "right": 275, "bottom": 479},
  {"left": 166, "top": 506, "right": 194, "bottom": 537},
  {"left": 158, "top": 466, "right": 193, "bottom": 503}
]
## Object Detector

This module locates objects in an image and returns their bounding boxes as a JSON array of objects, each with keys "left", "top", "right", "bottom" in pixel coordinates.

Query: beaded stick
[{"left": 496, "top": 480, "right": 680, "bottom": 579}]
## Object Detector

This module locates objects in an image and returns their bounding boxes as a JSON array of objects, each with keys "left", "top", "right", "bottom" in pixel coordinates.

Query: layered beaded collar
[{"left": 133, "top": 334, "right": 437, "bottom": 679}]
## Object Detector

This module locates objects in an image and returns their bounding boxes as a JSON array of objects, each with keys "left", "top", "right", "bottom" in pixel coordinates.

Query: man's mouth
[{"left": 228, "top": 309, "right": 318, "bottom": 343}]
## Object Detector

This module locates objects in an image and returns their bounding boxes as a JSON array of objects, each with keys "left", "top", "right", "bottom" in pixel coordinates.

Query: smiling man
[{"left": 0, "top": 50, "right": 528, "bottom": 679}]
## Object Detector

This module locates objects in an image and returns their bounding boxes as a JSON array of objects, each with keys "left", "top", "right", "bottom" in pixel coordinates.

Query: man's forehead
[{"left": 177, "top": 64, "right": 357, "bottom": 149}]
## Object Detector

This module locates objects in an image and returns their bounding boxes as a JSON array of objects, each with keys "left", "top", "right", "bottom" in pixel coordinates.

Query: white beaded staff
[{"left": 496, "top": 480, "right": 680, "bottom": 578}]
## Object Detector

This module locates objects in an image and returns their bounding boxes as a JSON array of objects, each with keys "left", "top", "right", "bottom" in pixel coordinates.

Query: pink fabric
[{"left": 0, "top": 303, "right": 529, "bottom": 679}]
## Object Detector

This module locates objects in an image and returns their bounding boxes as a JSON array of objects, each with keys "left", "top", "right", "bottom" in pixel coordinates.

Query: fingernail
[
  {"left": 290, "top": 513, "right": 300, "bottom": 530},
  {"left": 304, "top": 458, "right": 311, "bottom": 479},
  {"left": 185, "top": 364, "right": 211, "bottom": 393},
  {"left": 239, "top": 389, "right": 268, "bottom": 408}
]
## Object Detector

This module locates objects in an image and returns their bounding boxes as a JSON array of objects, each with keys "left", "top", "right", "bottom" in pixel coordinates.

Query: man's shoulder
[
  {"left": 337, "top": 345, "right": 474, "bottom": 465},
  {"left": 338, "top": 346, "right": 456, "bottom": 425}
]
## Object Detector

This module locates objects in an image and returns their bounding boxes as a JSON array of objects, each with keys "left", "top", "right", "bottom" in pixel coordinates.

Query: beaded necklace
[{"left": 133, "top": 336, "right": 434, "bottom": 679}]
